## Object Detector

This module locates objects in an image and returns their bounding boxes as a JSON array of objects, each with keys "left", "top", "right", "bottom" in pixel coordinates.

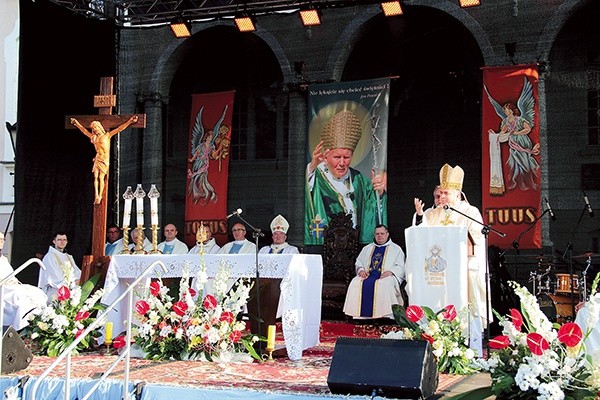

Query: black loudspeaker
[
  {"left": 2, "top": 326, "right": 33, "bottom": 374},
  {"left": 327, "top": 337, "right": 439, "bottom": 400}
]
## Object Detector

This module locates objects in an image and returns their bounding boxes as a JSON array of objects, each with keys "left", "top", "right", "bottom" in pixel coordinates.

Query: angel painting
[
  {"left": 187, "top": 105, "right": 228, "bottom": 205},
  {"left": 485, "top": 77, "right": 540, "bottom": 195}
]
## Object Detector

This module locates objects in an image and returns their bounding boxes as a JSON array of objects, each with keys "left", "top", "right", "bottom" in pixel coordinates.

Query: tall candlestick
[
  {"left": 134, "top": 184, "right": 146, "bottom": 227},
  {"left": 122, "top": 186, "right": 134, "bottom": 228},
  {"left": 267, "top": 325, "right": 276, "bottom": 350}
]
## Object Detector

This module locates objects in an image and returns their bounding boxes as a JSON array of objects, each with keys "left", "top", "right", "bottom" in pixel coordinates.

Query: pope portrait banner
[
  {"left": 184, "top": 91, "right": 235, "bottom": 247},
  {"left": 305, "top": 78, "right": 390, "bottom": 246},
  {"left": 481, "top": 65, "right": 542, "bottom": 248}
]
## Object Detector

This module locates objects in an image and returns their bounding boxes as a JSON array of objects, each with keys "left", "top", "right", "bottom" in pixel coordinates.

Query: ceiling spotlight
[
  {"left": 458, "top": 0, "right": 481, "bottom": 7},
  {"left": 170, "top": 18, "right": 192, "bottom": 38},
  {"left": 380, "top": 1, "right": 403, "bottom": 16},
  {"left": 234, "top": 15, "right": 256, "bottom": 32},
  {"left": 299, "top": 8, "right": 321, "bottom": 26}
]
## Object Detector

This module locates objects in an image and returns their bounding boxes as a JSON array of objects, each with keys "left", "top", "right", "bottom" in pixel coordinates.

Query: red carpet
[{"left": 6, "top": 321, "right": 467, "bottom": 397}]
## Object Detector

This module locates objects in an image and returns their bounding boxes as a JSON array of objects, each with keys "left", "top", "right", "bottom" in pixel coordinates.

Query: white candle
[
  {"left": 123, "top": 198, "right": 132, "bottom": 228},
  {"left": 150, "top": 197, "right": 158, "bottom": 226},
  {"left": 136, "top": 196, "right": 144, "bottom": 226}
]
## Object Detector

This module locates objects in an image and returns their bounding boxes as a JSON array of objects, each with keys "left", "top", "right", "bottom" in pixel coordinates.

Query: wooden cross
[{"left": 65, "top": 77, "right": 146, "bottom": 276}]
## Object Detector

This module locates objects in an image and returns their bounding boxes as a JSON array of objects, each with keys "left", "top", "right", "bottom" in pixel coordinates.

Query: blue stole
[
  {"left": 360, "top": 245, "right": 386, "bottom": 317},
  {"left": 162, "top": 243, "right": 174, "bottom": 254},
  {"left": 105, "top": 242, "right": 118, "bottom": 255},
  {"left": 229, "top": 243, "right": 243, "bottom": 254}
]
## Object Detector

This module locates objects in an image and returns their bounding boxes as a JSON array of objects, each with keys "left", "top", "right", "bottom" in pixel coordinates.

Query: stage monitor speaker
[
  {"left": 2, "top": 326, "right": 33, "bottom": 374},
  {"left": 327, "top": 337, "right": 438, "bottom": 400}
]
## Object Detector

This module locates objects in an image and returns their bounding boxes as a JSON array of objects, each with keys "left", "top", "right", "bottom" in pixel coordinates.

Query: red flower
[
  {"left": 526, "top": 332, "right": 550, "bottom": 355},
  {"left": 220, "top": 311, "right": 235, "bottom": 324},
  {"left": 489, "top": 335, "right": 510, "bottom": 349},
  {"left": 172, "top": 301, "right": 189, "bottom": 316},
  {"left": 203, "top": 294, "right": 218, "bottom": 310},
  {"left": 406, "top": 305, "right": 425, "bottom": 323},
  {"left": 229, "top": 330, "right": 242, "bottom": 343},
  {"left": 420, "top": 333, "right": 434, "bottom": 344},
  {"left": 57, "top": 286, "right": 71, "bottom": 301},
  {"left": 135, "top": 300, "right": 150, "bottom": 315},
  {"left": 75, "top": 329, "right": 84, "bottom": 338},
  {"left": 75, "top": 311, "right": 90, "bottom": 321},
  {"left": 557, "top": 322, "right": 583, "bottom": 347},
  {"left": 149, "top": 281, "right": 161, "bottom": 297},
  {"left": 189, "top": 288, "right": 197, "bottom": 297},
  {"left": 442, "top": 305, "right": 457, "bottom": 321},
  {"left": 113, "top": 335, "right": 127, "bottom": 349},
  {"left": 509, "top": 308, "right": 523, "bottom": 331}
]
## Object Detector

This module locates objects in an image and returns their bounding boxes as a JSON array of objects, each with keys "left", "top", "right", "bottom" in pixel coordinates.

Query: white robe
[
  {"left": 188, "top": 239, "right": 221, "bottom": 255},
  {"left": 258, "top": 243, "right": 299, "bottom": 254},
  {"left": 158, "top": 238, "right": 189, "bottom": 254},
  {"left": 128, "top": 237, "right": 153, "bottom": 253},
  {"left": 343, "top": 240, "right": 406, "bottom": 319},
  {"left": 218, "top": 239, "right": 256, "bottom": 255},
  {"left": 105, "top": 238, "right": 126, "bottom": 256},
  {"left": 39, "top": 246, "right": 81, "bottom": 301},
  {"left": 575, "top": 301, "right": 600, "bottom": 355},
  {"left": 0, "top": 256, "right": 47, "bottom": 330}
]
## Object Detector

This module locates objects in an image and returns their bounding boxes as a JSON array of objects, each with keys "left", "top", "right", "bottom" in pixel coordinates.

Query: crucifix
[{"left": 65, "top": 77, "right": 145, "bottom": 279}]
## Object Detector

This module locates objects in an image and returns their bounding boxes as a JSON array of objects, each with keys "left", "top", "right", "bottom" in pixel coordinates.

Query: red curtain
[
  {"left": 184, "top": 91, "right": 235, "bottom": 247},
  {"left": 481, "top": 65, "right": 542, "bottom": 249}
]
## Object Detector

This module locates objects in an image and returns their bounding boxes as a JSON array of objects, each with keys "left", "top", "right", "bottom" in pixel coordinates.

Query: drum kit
[{"left": 530, "top": 252, "right": 599, "bottom": 324}]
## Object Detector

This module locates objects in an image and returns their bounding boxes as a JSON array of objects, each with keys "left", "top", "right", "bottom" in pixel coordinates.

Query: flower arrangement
[
  {"left": 452, "top": 279, "right": 600, "bottom": 400},
  {"left": 120, "top": 261, "right": 260, "bottom": 362},
  {"left": 382, "top": 304, "right": 477, "bottom": 375},
  {"left": 24, "top": 274, "right": 106, "bottom": 356}
]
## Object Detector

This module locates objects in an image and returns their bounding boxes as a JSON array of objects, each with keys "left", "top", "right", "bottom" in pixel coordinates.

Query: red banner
[
  {"left": 482, "top": 65, "right": 541, "bottom": 249},
  {"left": 184, "top": 91, "right": 235, "bottom": 247}
]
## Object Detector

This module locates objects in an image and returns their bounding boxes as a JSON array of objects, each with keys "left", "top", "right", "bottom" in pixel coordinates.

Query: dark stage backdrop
[{"left": 14, "top": 0, "right": 115, "bottom": 284}]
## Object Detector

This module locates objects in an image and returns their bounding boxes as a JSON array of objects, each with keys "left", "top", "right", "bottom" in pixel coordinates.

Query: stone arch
[{"left": 325, "top": 2, "right": 496, "bottom": 81}]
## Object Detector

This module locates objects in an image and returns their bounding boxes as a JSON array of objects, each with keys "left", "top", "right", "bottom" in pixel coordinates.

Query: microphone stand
[
  {"left": 561, "top": 204, "right": 587, "bottom": 319},
  {"left": 445, "top": 205, "right": 505, "bottom": 359},
  {"left": 236, "top": 213, "right": 265, "bottom": 351},
  {"left": 499, "top": 208, "right": 550, "bottom": 259}
]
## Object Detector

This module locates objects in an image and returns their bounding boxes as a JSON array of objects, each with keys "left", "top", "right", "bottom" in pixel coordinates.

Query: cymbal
[{"left": 573, "top": 252, "right": 600, "bottom": 259}]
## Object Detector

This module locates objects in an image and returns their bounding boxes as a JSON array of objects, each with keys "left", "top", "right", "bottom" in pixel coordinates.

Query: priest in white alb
[
  {"left": 343, "top": 224, "right": 406, "bottom": 320},
  {"left": 0, "top": 232, "right": 47, "bottom": 330},
  {"left": 38, "top": 231, "right": 81, "bottom": 301}
]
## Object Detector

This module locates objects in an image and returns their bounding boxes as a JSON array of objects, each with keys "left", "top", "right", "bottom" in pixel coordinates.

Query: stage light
[
  {"left": 169, "top": 18, "right": 192, "bottom": 38},
  {"left": 299, "top": 7, "right": 321, "bottom": 26},
  {"left": 459, "top": 0, "right": 481, "bottom": 7},
  {"left": 234, "top": 15, "right": 256, "bottom": 32},
  {"left": 380, "top": 1, "right": 403, "bottom": 16}
]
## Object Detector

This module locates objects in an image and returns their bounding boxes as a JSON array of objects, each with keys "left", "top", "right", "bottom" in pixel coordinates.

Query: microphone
[
  {"left": 543, "top": 197, "right": 556, "bottom": 221},
  {"left": 226, "top": 208, "right": 243, "bottom": 219},
  {"left": 583, "top": 192, "right": 594, "bottom": 217}
]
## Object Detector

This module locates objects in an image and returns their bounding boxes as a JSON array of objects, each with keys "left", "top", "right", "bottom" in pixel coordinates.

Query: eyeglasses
[{"left": 232, "top": 228, "right": 246, "bottom": 232}]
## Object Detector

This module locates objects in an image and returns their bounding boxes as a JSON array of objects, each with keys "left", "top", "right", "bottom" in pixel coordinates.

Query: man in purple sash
[{"left": 343, "top": 224, "right": 406, "bottom": 320}]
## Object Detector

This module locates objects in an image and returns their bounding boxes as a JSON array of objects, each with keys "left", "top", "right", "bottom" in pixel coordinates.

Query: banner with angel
[
  {"left": 482, "top": 65, "right": 541, "bottom": 248},
  {"left": 184, "top": 91, "right": 235, "bottom": 247}
]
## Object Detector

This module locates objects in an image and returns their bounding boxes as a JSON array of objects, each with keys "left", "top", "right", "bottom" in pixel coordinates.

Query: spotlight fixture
[
  {"left": 458, "top": 0, "right": 481, "bottom": 7},
  {"left": 380, "top": 1, "right": 403, "bottom": 16},
  {"left": 169, "top": 18, "right": 192, "bottom": 38},
  {"left": 234, "top": 15, "right": 256, "bottom": 32},
  {"left": 299, "top": 7, "right": 321, "bottom": 26}
]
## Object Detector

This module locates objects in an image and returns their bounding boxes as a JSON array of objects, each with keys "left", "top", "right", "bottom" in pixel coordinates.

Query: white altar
[{"left": 101, "top": 254, "right": 323, "bottom": 360}]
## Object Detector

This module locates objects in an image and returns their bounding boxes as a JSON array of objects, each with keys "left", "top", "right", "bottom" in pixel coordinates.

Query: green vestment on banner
[{"left": 304, "top": 166, "right": 387, "bottom": 245}]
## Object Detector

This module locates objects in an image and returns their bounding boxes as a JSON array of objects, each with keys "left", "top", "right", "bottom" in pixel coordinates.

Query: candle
[
  {"left": 122, "top": 186, "right": 134, "bottom": 228},
  {"left": 267, "top": 325, "right": 276, "bottom": 350},
  {"left": 123, "top": 198, "right": 132, "bottom": 228},
  {"left": 134, "top": 184, "right": 145, "bottom": 226},
  {"left": 105, "top": 322, "right": 113, "bottom": 344},
  {"left": 148, "top": 184, "right": 160, "bottom": 226}
]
